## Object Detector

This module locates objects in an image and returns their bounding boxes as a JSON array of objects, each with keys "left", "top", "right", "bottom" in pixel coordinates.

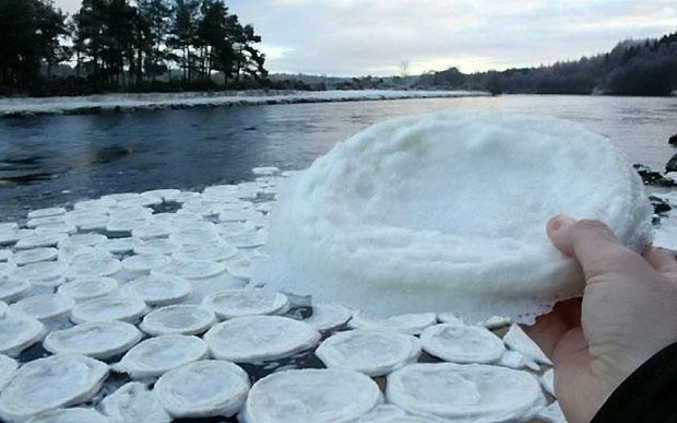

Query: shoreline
[{"left": 0, "top": 90, "right": 488, "bottom": 118}]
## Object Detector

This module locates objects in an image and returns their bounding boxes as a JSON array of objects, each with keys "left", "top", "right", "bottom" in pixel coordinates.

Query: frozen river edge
[{"left": 0, "top": 90, "right": 489, "bottom": 118}]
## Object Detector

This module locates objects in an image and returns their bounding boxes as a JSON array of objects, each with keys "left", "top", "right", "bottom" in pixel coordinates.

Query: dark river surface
[{"left": 1, "top": 94, "right": 676, "bottom": 222}]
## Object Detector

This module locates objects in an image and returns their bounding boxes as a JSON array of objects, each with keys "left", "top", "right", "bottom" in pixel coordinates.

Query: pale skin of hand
[{"left": 524, "top": 216, "right": 677, "bottom": 423}]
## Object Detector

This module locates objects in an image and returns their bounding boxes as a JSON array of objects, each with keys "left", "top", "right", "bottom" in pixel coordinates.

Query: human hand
[{"left": 524, "top": 216, "right": 677, "bottom": 423}]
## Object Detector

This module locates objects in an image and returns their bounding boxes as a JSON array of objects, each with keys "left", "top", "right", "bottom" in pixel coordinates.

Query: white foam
[
  {"left": 241, "top": 369, "right": 382, "bottom": 423},
  {"left": 154, "top": 360, "right": 250, "bottom": 418},
  {"left": 100, "top": 382, "right": 171, "bottom": 423},
  {"left": 204, "top": 315, "right": 320, "bottom": 363},
  {"left": 257, "top": 112, "right": 653, "bottom": 323},
  {"left": 386, "top": 363, "right": 545, "bottom": 422},
  {"left": 0, "top": 354, "right": 109, "bottom": 422},
  {"left": 316, "top": 329, "right": 421, "bottom": 376},
  {"left": 44, "top": 321, "right": 142, "bottom": 359}
]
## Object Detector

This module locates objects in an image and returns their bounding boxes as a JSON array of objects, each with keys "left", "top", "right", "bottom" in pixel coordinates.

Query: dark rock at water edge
[
  {"left": 633, "top": 164, "right": 677, "bottom": 187},
  {"left": 667, "top": 152, "right": 677, "bottom": 173},
  {"left": 650, "top": 195, "right": 672, "bottom": 215},
  {"left": 669, "top": 134, "right": 677, "bottom": 146}
]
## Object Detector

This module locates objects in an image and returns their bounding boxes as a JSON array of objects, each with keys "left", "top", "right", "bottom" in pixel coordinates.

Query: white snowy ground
[
  {"left": 0, "top": 90, "right": 487, "bottom": 117},
  {"left": 0, "top": 166, "right": 574, "bottom": 423}
]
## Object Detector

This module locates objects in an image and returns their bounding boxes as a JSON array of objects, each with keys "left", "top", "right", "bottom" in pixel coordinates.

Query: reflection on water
[{"left": 0, "top": 95, "right": 676, "bottom": 221}]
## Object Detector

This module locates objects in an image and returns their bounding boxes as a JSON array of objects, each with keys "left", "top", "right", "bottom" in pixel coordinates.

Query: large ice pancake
[{"left": 256, "top": 111, "right": 653, "bottom": 323}]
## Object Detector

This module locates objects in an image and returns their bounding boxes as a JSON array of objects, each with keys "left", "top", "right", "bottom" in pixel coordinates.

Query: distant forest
[
  {"left": 0, "top": 0, "right": 267, "bottom": 96},
  {"left": 0, "top": 0, "right": 675, "bottom": 97}
]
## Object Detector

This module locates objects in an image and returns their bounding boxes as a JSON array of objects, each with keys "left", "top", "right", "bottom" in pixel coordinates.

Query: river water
[{"left": 0, "top": 94, "right": 676, "bottom": 222}]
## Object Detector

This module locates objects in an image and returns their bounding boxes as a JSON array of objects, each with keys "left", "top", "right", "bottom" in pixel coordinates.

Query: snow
[
  {"left": 256, "top": 111, "right": 653, "bottom": 324},
  {"left": 0, "top": 90, "right": 485, "bottom": 117}
]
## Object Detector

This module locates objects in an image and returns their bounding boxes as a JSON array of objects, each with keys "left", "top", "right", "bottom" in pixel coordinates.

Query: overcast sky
[{"left": 54, "top": 0, "right": 677, "bottom": 76}]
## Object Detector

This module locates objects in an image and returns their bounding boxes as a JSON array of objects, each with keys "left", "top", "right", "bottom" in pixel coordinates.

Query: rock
[
  {"left": 650, "top": 195, "right": 672, "bottom": 215},
  {"left": 633, "top": 164, "right": 677, "bottom": 187},
  {"left": 667, "top": 153, "right": 677, "bottom": 173},
  {"left": 669, "top": 134, "right": 677, "bottom": 146}
]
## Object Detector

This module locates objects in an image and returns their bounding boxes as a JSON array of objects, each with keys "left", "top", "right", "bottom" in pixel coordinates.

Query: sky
[{"left": 54, "top": 0, "right": 677, "bottom": 77}]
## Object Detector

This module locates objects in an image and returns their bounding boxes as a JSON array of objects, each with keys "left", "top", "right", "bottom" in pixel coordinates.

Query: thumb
[{"left": 546, "top": 216, "right": 649, "bottom": 284}]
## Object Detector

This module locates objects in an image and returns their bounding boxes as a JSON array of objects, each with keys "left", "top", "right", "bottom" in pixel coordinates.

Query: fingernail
[{"left": 549, "top": 215, "right": 576, "bottom": 232}]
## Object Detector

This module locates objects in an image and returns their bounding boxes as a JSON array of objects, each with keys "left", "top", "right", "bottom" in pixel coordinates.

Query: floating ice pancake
[
  {"left": 68, "top": 251, "right": 121, "bottom": 278},
  {"left": 154, "top": 360, "right": 250, "bottom": 418},
  {"left": 0, "top": 300, "right": 6, "bottom": 317},
  {"left": 0, "top": 277, "right": 31, "bottom": 302},
  {"left": 140, "top": 304, "right": 216, "bottom": 336},
  {"left": 26, "top": 215, "right": 67, "bottom": 229},
  {"left": 27, "top": 207, "right": 66, "bottom": 220},
  {"left": 131, "top": 222, "right": 171, "bottom": 240},
  {"left": 44, "top": 321, "right": 142, "bottom": 359},
  {"left": 105, "top": 237, "right": 136, "bottom": 254},
  {"left": 503, "top": 324, "right": 552, "bottom": 365},
  {"left": 303, "top": 303, "right": 353, "bottom": 331},
  {"left": 348, "top": 312, "right": 437, "bottom": 335},
  {"left": 121, "top": 254, "right": 170, "bottom": 274},
  {"left": 11, "top": 247, "right": 58, "bottom": 266},
  {"left": 133, "top": 238, "right": 177, "bottom": 256},
  {"left": 152, "top": 260, "right": 226, "bottom": 280},
  {"left": 12, "top": 261, "right": 67, "bottom": 284},
  {"left": 25, "top": 408, "right": 112, "bottom": 423},
  {"left": 100, "top": 382, "right": 171, "bottom": 423},
  {"left": 169, "top": 228, "right": 220, "bottom": 247},
  {"left": 419, "top": 324, "right": 505, "bottom": 364},
  {"left": 9, "top": 293, "right": 74, "bottom": 322},
  {"left": 357, "top": 405, "right": 431, "bottom": 423},
  {"left": 70, "top": 296, "right": 148, "bottom": 324},
  {"left": 172, "top": 242, "right": 238, "bottom": 262},
  {"left": 204, "top": 315, "right": 320, "bottom": 363},
  {"left": 15, "top": 232, "right": 68, "bottom": 250},
  {"left": 201, "top": 289, "right": 289, "bottom": 319},
  {"left": 0, "top": 312, "right": 46, "bottom": 356},
  {"left": 257, "top": 112, "right": 653, "bottom": 323},
  {"left": 241, "top": 369, "right": 382, "bottom": 423},
  {"left": 0, "top": 354, "right": 109, "bottom": 422},
  {"left": 121, "top": 275, "right": 192, "bottom": 306},
  {"left": 0, "top": 249, "right": 12, "bottom": 262},
  {"left": 0, "top": 355, "right": 18, "bottom": 391},
  {"left": 386, "top": 363, "right": 545, "bottom": 422},
  {"left": 316, "top": 329, "right": 421, "bottom": 376},
  {"left": 57, "top": 277, "right": 119, "bottom": 301},
  {"left": 113, "top": 335, "right": 208, "bottom": 378}
]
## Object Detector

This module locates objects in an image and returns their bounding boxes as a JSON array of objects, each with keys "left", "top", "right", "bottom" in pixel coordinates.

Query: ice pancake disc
[
  {"left": 419, "top": 324, "right": 506, "bottom": 364},
  {"left": 44, "top": 321, "right": 142, "bottom": 359},
  {"left": 114, "top": 335, "right": 208, "bottom": 378},
  {"left": 140, "top": 304, "right": 217, "bottom": 336}
]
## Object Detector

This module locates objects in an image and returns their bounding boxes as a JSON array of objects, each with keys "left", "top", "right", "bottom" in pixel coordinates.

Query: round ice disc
[
  {"left": 0, "top": 300, "right": 6, "bottom": 317},
  {"left": 133, "top": 238, "right": 177, "bottom": 256},
  {"left": 0, "top": 277, "right": 31, "bottom": 302},
  {"left": 169, "top": 228, "right": 220, "bottom": 247},
  {"left": 105, "top": 237, "right": 136, "bottom": 254},
  {"left": 0, "top": 355, "right": 18, "bottom": 391},
  {"left": 28, "top": 207, "right": 67, "bottom": 220},
  {"left": 140, "top": 304, "right": 216, "bottom": 336},
  {"left": 68, "top": 251, "right": 121, "bottom": 278},
  {"left": 122, "top": 275, "right": 192, "bottom": 306},
  {"left": 25, "top": 408, "right": 111, "bottom": 423},
  {"left": 26, "top": 215, "right": 67, "bottom": 229},
  {"left": 0, "top": 354, "right": 109, "bottom": 422},
  {"left": 114, "top": 335, "right": 208, "bottom": 378},
  {"left": 155, "top": 360, "right": 250, "bottom": 418},
  {"left": 9, "top": 293, "right": 74, "bottom": 322},
  {"left": 71, "top": 296, "right": 148, "bottom": 324},
  {"left": 0, "top": 312, "right": 45, "bottom": 357},
  {"left": 419, "top": 324, "right": 505, "bottom": 364},
  {"left": 121, "top": 254, "right": 170, "bottom": 273},
  {"left": 386, "top": 363, "right": 545, "bottom": 422},
  {"left": 349, "top": 312, "right": 437, "bottom": 335},
  {"left": 100, "top": 382, "right": 171, "bottom": 423},
  {"left": 11, "top": 247, "right": 58, "bottom": 266},
  {"left": 204, "top": 315, "right": 320, "bottom": 363},
  {"left": 131, "top": 222, "right": 171, "bottom": 240},
  {"left": 304, "top": 303, "right": 353, "bottom": 331},
  {"left": 15, "top": 231, "right": 68, "bottom": 249},
  {"left": 257, "top": 112, "right": 653, "bottom": 324},
  {"left": 316, "top": 329, "right": 421, "bottom": 376},
  {"left": 44, "top": 321, "right": 142, "bottom": 359},
  {"left": 172, "top": 242, "right": 238, "bottom": 262},
  {"left": 152, "top": 260, "right": 226, "bottom": 280},
  {"left": 357, "top": 405, "right": 432, "bottom": 423},
  {"left": 57, "top": 277, "right": 119, "bottom": 301},
  {"left": 0, "top": 249, "right": 12, "bottom": 262},
  {"left": 242, "top": 369, "right": 382, "bottom": 423},
  {"left": 12, "top": 261, "right": 67, "bottom": 282},
  {"left": 201, "top": 289, "right": 289, "bottom": 319}
]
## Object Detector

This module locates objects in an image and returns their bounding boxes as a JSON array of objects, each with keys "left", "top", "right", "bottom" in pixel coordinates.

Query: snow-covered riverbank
[{"left": 0, "top": 90, "right": 488, "bottom": 118}]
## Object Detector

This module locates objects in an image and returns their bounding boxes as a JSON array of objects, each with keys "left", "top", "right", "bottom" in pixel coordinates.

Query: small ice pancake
[
  {"left": 68, "top": 251, "right": 121, "bottom": 278},
  {"left": 9, "top": 294, "right": 74, "bottom": 322},
  {"left": 503, "top": 324, "right": 552, "bottom": 365},
  {"left": 57, "top": 277, "right": 119, "bottom": 301},
  {"left": 357, "top": 405, "right": 431, "bottom": 423},
  {"left": 386, "top": 363, "right": 545, "bottom": 422},
  {"left": 140, "top": 304, "right": 217, "bottom": 336},
  {"left": 0, "top": 355, "right": 109, "bottom": 422},
  {"left": 257, "top": 112, "right": 653, "bottom": 323},
  {"left": 28, "top": 207, "right": 66, "bottom": 220},
  {"left": 121, "top": 275, "right": 192, "bottom": 306},
  {"left": 121, "top": 254, "right": 170, "bottom": 274},
  {"left": 241, "top": 369, "right": 381, "bottom": 423},
  {"left": 154, "top": 360, "right": 250, "bottom": 418},
  {"left": 71, "top": 296, "right": 148, "bottom": 324},
  {"left": 0, "top": 355, "right": 18, "bottom": 391},
  {"left": 419, "top": 324, "right": 505, "bottom": 364},
  {"left": 25, "top": 408, "right": 111, "bottom": 423},
  {"left": 0, "top": 300, "right": 6, "bottom": 317},
  {"left": 12, "top": 261, "right": 67, "bottom": 283},
  {"left": 44, "top": 321, "right": 142, "bottom": 359},
  {"left": 114, "top": 335, "right": 208, "bottom": 378},
  {"left": 204, "top": 315, "right": 320, "bottom": 363},
  {"left": 315, "top": 329, "right": 421, "bottom": 376},
  {"left": 0, "top": 277, "right": 30, "bottom": 302},
  {"left": 152, "top": 260, "right": 226, "bottom": 280},
  {"left": 304, "top": 303, "right": 353, "bottom": 331},
  {"left": 0, "top": 313, "right": 46, "bottom": 357},
  {"left": 100, "top": 382, "right": 171, "bottom": 423},
  {"left": 133, "top": 238, "right": 177, "bottom": 256},
  {"left": 201, "top": 289, "right": 289, "bottom": 319},
  {"left": 172, "top": 242, "right": 238, "bottom": 262},
  {"left": 348, "top": 312, "right": 437, "bottom": 335},
  {"left": 15, "top": 232, "right": 68, "bottom": 250},
  {"left": 11, "top": 247, "right": 58, "bottom": 266}
]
